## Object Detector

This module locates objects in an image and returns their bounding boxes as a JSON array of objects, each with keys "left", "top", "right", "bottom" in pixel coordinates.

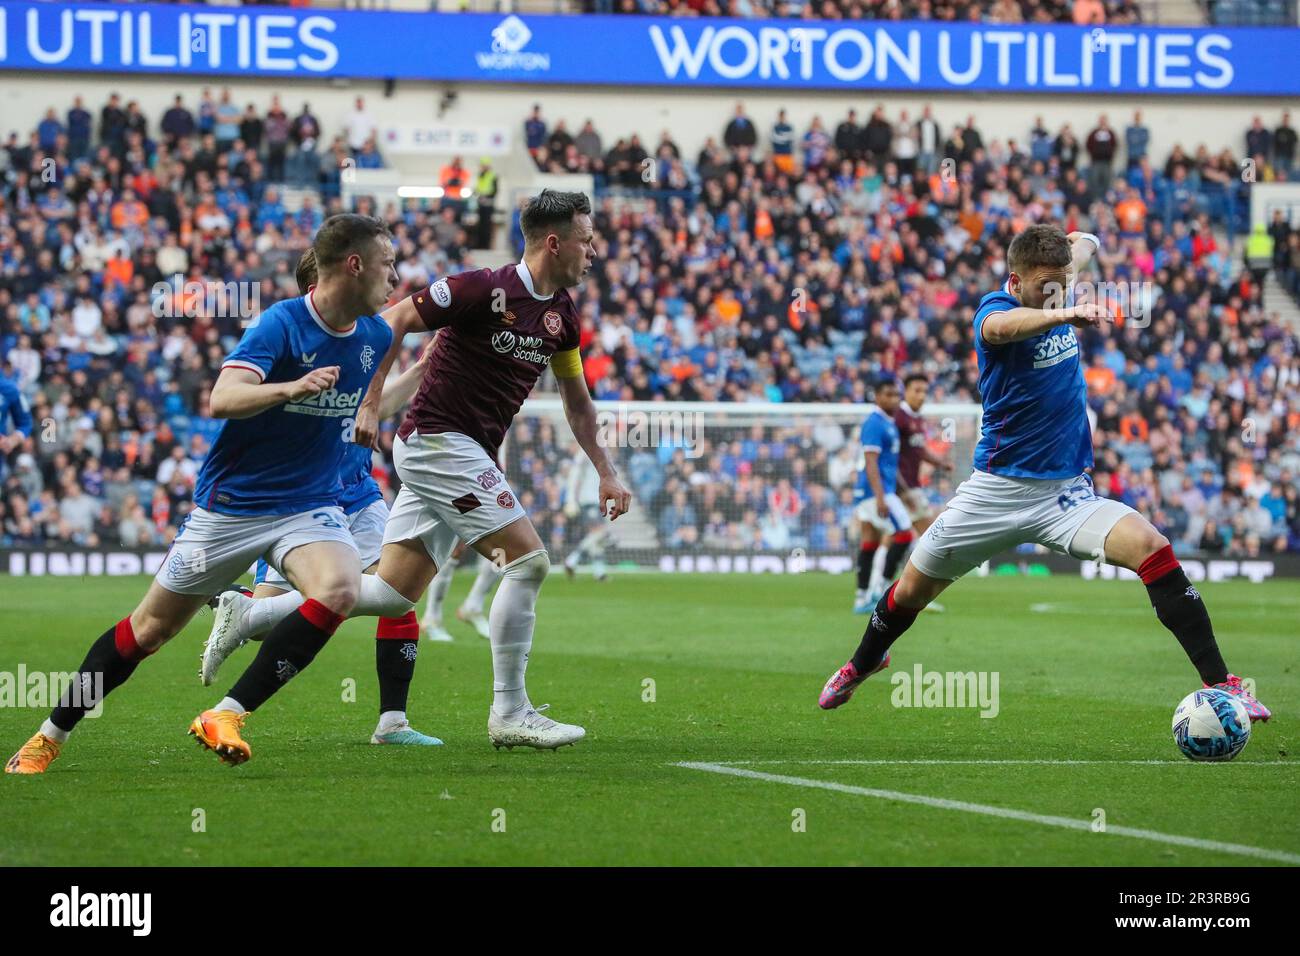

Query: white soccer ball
[{"left": 1171, "top": 688, "right": 1251, "bottom": 762}]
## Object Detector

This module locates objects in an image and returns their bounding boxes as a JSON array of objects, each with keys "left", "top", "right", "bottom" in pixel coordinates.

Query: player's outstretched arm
[
  {"left": 980, "top": 302, "right": 1110, "bottom": 346},
  {"left": 556, "top": 372, "right": 631, "bottom": 521},
  {"left": 1066, "top": 231, "right": 1100, "bottom": 278},
  {"left": 356, "top": 297, "right": 426, "bottom": 446},
  {"left": 210, "top": 366, "right": 340, "bottom": 420},
  {"left": 377, "top": 335, "right": 436, "bottom": 420}
]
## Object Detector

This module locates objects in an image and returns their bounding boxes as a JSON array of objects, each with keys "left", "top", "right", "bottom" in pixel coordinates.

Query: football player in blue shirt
[
  {"left": 851, "top": 379, "right": 913, "bottom": 614},
  {"left": 819, "top": 224, "right": 1270, "bottom": 721},
  {"left": 199, "top": 248, "right": 441, "bottom": 746},
  {"left": 7, "top": 215, "right": 418, "bottom": 774},
  {"left": 0, "top": 376, "right": 34, "bottom": 481}
]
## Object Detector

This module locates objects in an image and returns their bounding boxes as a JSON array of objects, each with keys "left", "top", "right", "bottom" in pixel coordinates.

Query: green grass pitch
[{"left": 1, "top": 572, "right": 1296, "bottom": 866}]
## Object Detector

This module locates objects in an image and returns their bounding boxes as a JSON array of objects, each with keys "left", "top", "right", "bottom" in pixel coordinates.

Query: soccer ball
[{"left": 1171, "top": 689, "right": 1251, "bottom": 762}]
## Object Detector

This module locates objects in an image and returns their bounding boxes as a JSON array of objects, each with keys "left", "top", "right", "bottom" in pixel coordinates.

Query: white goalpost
[{"left": 505, "top": 398, "right": 983, "bottom": 574}]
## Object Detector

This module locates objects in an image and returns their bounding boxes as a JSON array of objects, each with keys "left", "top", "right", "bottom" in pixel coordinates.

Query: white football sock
[
  {"left": 40, "top": 719, "right": 70, "bottom": 743},
  {"left": 352, "top": 574, "right": 416, "bottom": 618},
  {"left": 425, "top": 556, "right": 458, "bottom": 622},
  {"left": 462, "top": 555, "right": 501, "bottom": 614},
  {"left": 243, "top": 590, "right": 305, "bottom": 639},
  {"left": 488, "top": 550, "right": 547, "bottom": 717},
  {"left": 212, "top": 696, "right": 245, "bottom": 714},
  {"left": 376, "top": 710, "right": 408, "bottom": 733}
]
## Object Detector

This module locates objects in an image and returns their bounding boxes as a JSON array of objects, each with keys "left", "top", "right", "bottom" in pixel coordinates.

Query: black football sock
[
  {"left": 851, "top": 583, "right": 921, "bottom": 673},
  {"left": 1139, "top": 545, "right": 1228, "bottom": 685},
  {"left": 49, "top": 619, "right": 151, "bottom": 733},
  {"left": 375, "top": 612, "right": 419, "bottom": 715},
  {"left": 224, "top": 599, "right": 343, "bottom": 712},
  {"left": 856, "top": 543, "right": 878, "bottom": 590},
  {"left": 882, "top": 531, "right": 914, "bottom": 581}
]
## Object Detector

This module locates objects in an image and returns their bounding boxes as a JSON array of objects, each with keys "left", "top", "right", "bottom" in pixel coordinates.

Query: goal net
[{"left": 504, "top": 399, "right": 983, "bottom": 574}]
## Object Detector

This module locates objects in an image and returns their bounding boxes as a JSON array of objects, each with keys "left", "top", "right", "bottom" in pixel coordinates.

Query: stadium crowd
[
  {"left": 2, "top": 86, "right": 1299, "bottom": 563},
  {"left": 590, "top": 0, "right": 1142, "bottom": 24}
]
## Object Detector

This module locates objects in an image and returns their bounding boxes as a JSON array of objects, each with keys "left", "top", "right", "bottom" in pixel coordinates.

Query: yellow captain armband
[{"left": 551, "top": 347, "right": 584, "bottom": 379}]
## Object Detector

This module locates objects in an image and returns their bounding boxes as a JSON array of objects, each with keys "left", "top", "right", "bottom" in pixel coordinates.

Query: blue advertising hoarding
[{"left": 0, "top": 2, "right": 1295, "bottom": 95}]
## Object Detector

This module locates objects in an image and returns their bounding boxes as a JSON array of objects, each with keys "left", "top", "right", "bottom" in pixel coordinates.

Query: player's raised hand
[
  {"left": 599, "top": 473, "right": 633, "bottom": 521},
  {"left": 286, "top": 365, "right": 339, "bottom": 402},
  {"left": 1064, "top": 302, "right": 1110, "bottom": 329}
]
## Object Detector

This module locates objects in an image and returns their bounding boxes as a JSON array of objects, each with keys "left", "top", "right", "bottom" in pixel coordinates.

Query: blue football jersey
[
  {"left": 972, "top": 289, "right": 1092, "bottom": 479},
  {"left": 194, "top": 294, "right": 392, "bottom": 516},
  {"left": 337, "top": 442, "right": 383, "bottom": 516},
  {"left": 855, "top": 407, "right": 900, "bottom": 497}
]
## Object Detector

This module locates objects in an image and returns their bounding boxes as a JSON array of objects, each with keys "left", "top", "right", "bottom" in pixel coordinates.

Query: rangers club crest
[
  {"left": 543, "top": 311, "right": 562, "bottom": 336},
  {"left": 497, "top": 491, "right": 515, "bottom": 509},
  {"left": 359, "top": 344, "right": 375, "bottom": 373}
]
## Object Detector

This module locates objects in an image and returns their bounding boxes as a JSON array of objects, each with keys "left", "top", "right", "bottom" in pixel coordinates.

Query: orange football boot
[
  {"left": 188, "top": 710, "right": 252, "bottom": 766},
  {"left": 5, "top": 732, "right": 62, "bottom": 774}
]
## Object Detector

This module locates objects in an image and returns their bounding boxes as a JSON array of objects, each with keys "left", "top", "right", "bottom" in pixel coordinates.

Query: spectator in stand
[
  {"left": 771, "top": 109, "right": 796, "bottom": 175},
  {"left": 1124, "top": 110, "right": 1149, "bottom": 169},
  {"left": 214, "top": 88, "right": 241, "bottom": 153},
  {"left": 723, "top": 103, "right": 758, "bottom": 151},
  {"left": 1275, "top": 110, "right": 1297, "bottom": 174},
  {"left": 160, "top": 95, "right": 195, "bottom": 149},
  {"left": 345, "top": 96, "right": 376, "bottom": 155}
]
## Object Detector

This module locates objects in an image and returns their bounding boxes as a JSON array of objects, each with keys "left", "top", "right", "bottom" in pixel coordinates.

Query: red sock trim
[
  {"left": 884, "top": 583, "right": 921, "bottom": 619},
  {"left": 299, "top": 598, "right": 345, "bottom": 635},
  {"left": 113, "top": 617, "right": 149, "bottom": 661},
  {"left": 1137, "top": 544, "right": 1180, "bottom": 585},
  {"left": 891, "top": 531, "right": 915, "bottom": 545},
  {"left": 376, "top": 611, "right": 419, "bottom": 641},
  {"left": 860, "top": 542, "right": 879, "bottom": 553}
]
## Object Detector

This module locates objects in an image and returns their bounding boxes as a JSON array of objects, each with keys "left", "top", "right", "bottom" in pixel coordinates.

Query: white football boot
[
  {"left": 200, "top": 590, "right": 254, "bottom": 686},
  {"left": 488, "top": 704, "right": 585, "bottom": 751},
  {"left": 421, "top": 615, "right": 454, "bottom": 642},
  {"left": 456, "top": 605, "right": 491, "bottom": 640}
]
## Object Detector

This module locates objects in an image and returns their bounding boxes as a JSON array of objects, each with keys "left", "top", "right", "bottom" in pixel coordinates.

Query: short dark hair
[
  {"left": 519, "top": 189, "right": 591, "bottom": 244},
  {"left": 903, "top": 373, "right": 929, "bottom": 389},
  {"left": 312, "top": 214, "right": 390, "bottom": 269},
  {"left": 295, "top": 247, "right": 317, "bottom": 295},
  {"left": 1007, "top": 224, "right": 1071, "bottom": 274},
  {"left": 875, "top": 377, "right": 900, "bottom": 394}
]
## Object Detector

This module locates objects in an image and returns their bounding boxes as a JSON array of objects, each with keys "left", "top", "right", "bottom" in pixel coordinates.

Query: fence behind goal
[{"left": 503, "top": 399, "right": 983, "bottom": 574}]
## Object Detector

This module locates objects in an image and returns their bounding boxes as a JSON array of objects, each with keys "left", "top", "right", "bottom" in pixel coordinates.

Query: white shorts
[
  {"left": 899, "top": 487, "right": 932, "bottom": 523},
  {"left": 256, "top": 498, "right": 389, "bottom": 589},
  {"left": 155, "top": 506, "right": 358, "bottom": 596},
  {"left": 382, "top": 431, "right": 526, "bottom": 567},
  {"left": 911, "top": 470, "right": 1136, "bottom": 581},
  {"left": 855, "top": 492, "right": 913, "bottom": 534}
]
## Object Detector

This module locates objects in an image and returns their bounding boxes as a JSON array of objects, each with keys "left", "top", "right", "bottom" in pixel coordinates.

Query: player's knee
[
  {"left": 1139, "top": 529, "right": 1172, "bottom": 562},
  {"left": 128, "top": 609, "right": 175, "bottom": 651},
  {"left": 500, "top": 549, "right": 549, "bottom": 584},
  {"left": 311, "top": 579, "right": 359, "bottom": 617}
]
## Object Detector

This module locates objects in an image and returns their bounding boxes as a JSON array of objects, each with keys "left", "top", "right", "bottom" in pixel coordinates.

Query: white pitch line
[
  {"left": 674, "top": 762, "right": 1300, "bottom": 865},
  {"left": 713, "top": 759, "right": 1293, "bottom": 766}
]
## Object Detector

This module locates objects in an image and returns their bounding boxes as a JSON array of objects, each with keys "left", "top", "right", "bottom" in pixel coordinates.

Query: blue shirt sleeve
[
  {"left": 973, "top": 291, "right": 1019, "bottom": 351},
  {"left": 860, "top": 414, "right": 885, "bottom": 452},
  {"left": 1, "top": 380, "right": 33, "bottom": 437},
  {"left": 222, "top": 310, "right": 287, "bottom": 382}
]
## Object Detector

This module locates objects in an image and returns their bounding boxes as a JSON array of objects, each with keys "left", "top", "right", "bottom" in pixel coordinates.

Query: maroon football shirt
[
  {"left": 398, "top": 262, "right": 581, "bottom": 459},
  {"left": 894, "top": 402, "right": 928, "bottom": 490}
]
